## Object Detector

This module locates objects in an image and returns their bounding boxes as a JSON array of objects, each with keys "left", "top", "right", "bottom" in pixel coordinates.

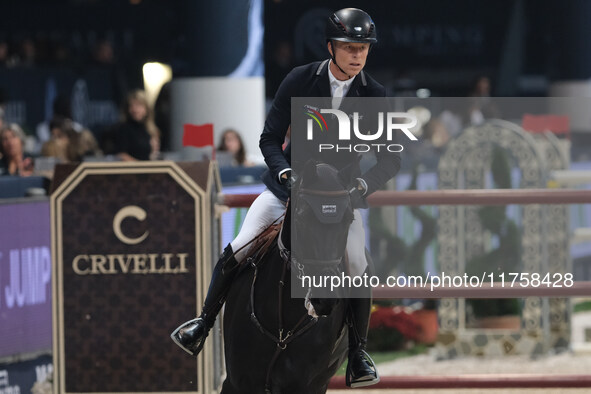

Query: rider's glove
[
  {"left": 280, "top": 170, "right": 298, "bottom": 190},
  {"left": 348, "top": 178, "right": 368, "bottom": 208}
]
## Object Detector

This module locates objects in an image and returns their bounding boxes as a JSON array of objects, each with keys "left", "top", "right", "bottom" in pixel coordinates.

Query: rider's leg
[
  {"left": 345, "top": 210, "right": 379, "bottom": 388},
  {"left": 346, "top": 293, "right": 379, "bottom": 388},
  {"left": 230, "top": 190, "right": 287, "bottom": 262},
  {"left": 171, "top": 244, "right": 239, "bottom": 355},
  {"left": 171, "top": 190, "right": 286, "bottom": 356}
]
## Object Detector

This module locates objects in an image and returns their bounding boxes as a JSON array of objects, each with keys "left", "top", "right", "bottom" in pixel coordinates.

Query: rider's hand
[
  {"left": 348, "top": 178, "right": 368, "bottom": 208},
  {"left": 280, "top": 170, "right": 298, "bottom": 190}
]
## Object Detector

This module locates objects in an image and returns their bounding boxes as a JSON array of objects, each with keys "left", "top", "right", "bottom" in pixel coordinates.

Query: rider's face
[{"left": 328, "top": 41, "right": 369, "bottom": 80}]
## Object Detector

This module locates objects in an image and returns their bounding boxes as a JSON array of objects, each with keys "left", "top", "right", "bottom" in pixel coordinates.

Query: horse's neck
[{"left": 254, "top": 247, "right": 303, "bottom": 327}]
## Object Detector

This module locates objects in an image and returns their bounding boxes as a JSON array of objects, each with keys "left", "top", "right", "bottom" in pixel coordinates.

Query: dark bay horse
[{"left": 221, "top": 162, "right": 355, "bottom": 394}]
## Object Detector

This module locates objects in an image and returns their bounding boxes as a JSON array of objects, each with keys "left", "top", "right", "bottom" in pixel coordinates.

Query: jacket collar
[{"left": 314, "top": 59, "right": 367, "bottom": 98}]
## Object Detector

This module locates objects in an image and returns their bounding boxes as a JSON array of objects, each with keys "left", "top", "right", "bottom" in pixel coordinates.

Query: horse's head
[{"left": 287, "top": 161, "right": 354, "bottom": 316}]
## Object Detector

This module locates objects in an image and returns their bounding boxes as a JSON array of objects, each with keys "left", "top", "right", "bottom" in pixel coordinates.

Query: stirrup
[
  {"left": 170, "top": 317, "right": 206, "bottom": 356},
  {"left": 345, "top": 349, "right": 380, "bottom": 388},
  {"left": 347, "top": 373, "right": 380, "bottom": 388}
]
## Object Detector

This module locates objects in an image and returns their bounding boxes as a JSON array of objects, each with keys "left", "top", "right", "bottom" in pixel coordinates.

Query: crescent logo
[
  {"left": 113, "top": 206, "right": 149, "bottom": 245},
  {"left": 305, "top": 107, "right": 329, "bottom": 137}
]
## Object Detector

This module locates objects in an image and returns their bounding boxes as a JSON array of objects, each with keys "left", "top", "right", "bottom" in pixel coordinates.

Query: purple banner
[{"left": 0, "top": 200, "right": 52, "bottom": 358}]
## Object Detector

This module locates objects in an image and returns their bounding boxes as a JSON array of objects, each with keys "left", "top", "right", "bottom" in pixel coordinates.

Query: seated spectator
[
  {"left": 79, "top": 128, "right": 101, "bottom": 158},
  {"left": 0, "top": 123, "right": 34, "bottom": 176},
  {"left": 17, "top": 38, "right": 36, "bottom": 67},
  {"left": 41, "top": 117, "right": 84, "bottom": 163},
  {"left": 111, "top": 90, "right": 160, "bottom": 161},
  {"left": 0, "top": 40, "right": 9, "bottom": 67},
  {"left": 0, "top": 88, "right": 6, "bottom": 129},
  {"left": 36, "top": 96, "right": 85, "bottom": 149},
  {"left": 466, "top": 75, "right": 500, "bottom": 125},
  {"left": 91, "top": 39, "right": 115, "bottom": 66},
  {"left": 217, "top": 128, "right": 254, "bottom": 167}
]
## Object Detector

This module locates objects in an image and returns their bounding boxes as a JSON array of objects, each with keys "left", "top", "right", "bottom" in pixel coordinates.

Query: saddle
[
  {"left": 238, "top": 220, "right": 354, "bottom": 276},
  {"left": 238, "top": 221, "right": 282, "bottom": 269}
]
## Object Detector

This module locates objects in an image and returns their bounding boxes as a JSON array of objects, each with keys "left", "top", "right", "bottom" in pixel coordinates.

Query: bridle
[
  {"left": 245, "top": 170, "right": 353, "bottom": 393},
  {"left": 246, "top": 202, "right": 319, "bottom": 394}
]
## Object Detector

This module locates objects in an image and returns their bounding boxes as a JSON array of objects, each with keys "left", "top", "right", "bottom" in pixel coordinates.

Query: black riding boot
[
  {"left": 345, "top": 296, "right": 380, "bottom": 388},
  {"left": 171, "top": 244, "right": 239, "bottom": 356}
]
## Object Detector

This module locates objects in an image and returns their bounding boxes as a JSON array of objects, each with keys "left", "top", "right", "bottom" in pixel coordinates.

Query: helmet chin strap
[{"left": 329, "top": 41, "right": 352, "bottom": 80}]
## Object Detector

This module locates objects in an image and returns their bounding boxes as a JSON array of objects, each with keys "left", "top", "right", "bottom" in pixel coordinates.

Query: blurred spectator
[
  {"left": 154, "top": 81, "right": 171, "bottom": 151},
  {"left": 266, "top": 41, "right": 295, "bottom": 98},
  {"left": 467, "top": 75, "right": 500, "bottom": 125},
  {"left": 0, "top": 40, "right": 9, "bottom": 67},
  {"left": 91, "top": 39, "right": 115, "bottom": 66},
  {"left": 52, "top": 40, "right": 71, "bottom": 65},
  {"left": 110, "top": 89, "right": 160, "bottom": 161},
  {"left": 217, "top": 128, "right": 254, "bottom": 167},
  {"left": 402, "top": 107, "right": 451, "bottom": 170},
  {"left": 470, "top": 75, "right": 492, "bottom": 96},
  {"left": 36, "top": 96, "right": 85, "bottom": 148},
  {"left": 79, "top": 128, "right": 101, "bottom": 158},
  {"left": 34, "top": 36, "right": 52, "bottom": 65},
  {"left": 0, "top": 123, "right": 34, "bottom": 176},
  {"left": 87, "top": 38, "right": 128, "bottom": 121},
  {"left": 0, "top": 87, "right": 6, "bottom": 127},
  {"left": 41, "top": 117, "right": 98, "bottom": 163},
  {"left": 423, "top": 118, "right": 451, "bottom": 149},
  {"left": 17, "top": 38, "right": 36, "bottom": 67}
]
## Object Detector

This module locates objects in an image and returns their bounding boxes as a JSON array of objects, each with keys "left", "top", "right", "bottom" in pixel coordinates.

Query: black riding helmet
[
  {"left": 325, "top": 8, "right": 377, "bottom": 44},
  {"left": 325, "top": 8, "right": 376, "bottom": 79}
]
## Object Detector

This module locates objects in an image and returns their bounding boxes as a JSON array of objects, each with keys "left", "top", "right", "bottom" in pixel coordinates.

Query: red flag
[
  {"left": 183, "top": 123, "right": 214, "bottom": 148},
  {"left": 522, "top": 114, "right": 570, "bottom": 137}
]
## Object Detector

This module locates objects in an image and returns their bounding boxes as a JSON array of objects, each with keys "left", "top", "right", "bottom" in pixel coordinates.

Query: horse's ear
[
  {"left": 301, "top": 159, "right": 319, "bottom": 185},
  {"left": 337, "top": 156, "right": 361, "bottom": 186}
]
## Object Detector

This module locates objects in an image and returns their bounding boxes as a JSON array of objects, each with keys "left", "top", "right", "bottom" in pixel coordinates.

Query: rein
[
  {"left": 247, "top": 206, "right": 319, "bottom": 394},
  {"left": 243, "top": 173, "right": 351, "bottom": 392}
]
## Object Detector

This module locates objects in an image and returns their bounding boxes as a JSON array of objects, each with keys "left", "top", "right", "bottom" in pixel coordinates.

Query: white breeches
[
  {"left": 230, "top": 189, "right": 368, "bottom": 276},
  {"left": 230, "top": 190, "right": 288, "bottom": 261}
]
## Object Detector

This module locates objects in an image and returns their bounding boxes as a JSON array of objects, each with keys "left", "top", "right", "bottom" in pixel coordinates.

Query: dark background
[
  {"left": 0, "top": 0, "right": 585, "bottom": 91},
  {"left": 1, "top": 0, "right": 590, "bottom": 131}
]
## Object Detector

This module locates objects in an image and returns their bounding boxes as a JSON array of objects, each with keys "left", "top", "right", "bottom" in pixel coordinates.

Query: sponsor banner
[
  {"left": 52, "top": 162, "right": 211, "bottom": 394},
  {"left": 0, "top": 355, "right": 53, "bottom": 394},
  {"left": 0, "top": 201, "right": 52, "bottom": 358}
]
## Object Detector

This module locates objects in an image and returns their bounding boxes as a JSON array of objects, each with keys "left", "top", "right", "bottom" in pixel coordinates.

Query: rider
[{"left": 172, "top": 8, "right": 401, "bottom": 388}]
